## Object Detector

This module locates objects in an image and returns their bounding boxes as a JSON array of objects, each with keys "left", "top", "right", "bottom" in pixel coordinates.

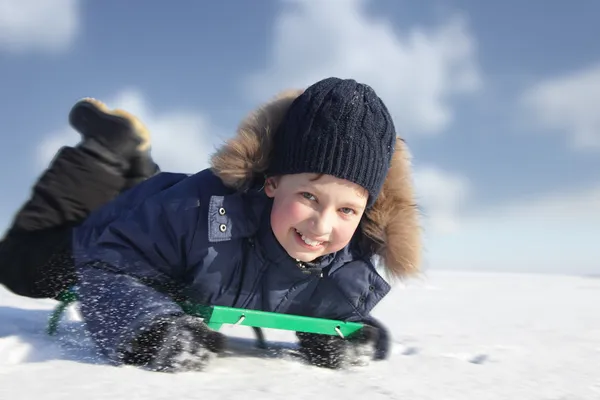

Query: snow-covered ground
[{"left": 1, "top": 270, "right": 599, "bottom": 400}]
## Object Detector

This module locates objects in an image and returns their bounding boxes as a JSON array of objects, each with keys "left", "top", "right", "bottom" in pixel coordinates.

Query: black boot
[{"left": 69, "top": 98, "right": 160, "bottom": 180}]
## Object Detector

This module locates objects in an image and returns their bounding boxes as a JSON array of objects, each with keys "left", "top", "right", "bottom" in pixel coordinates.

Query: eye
[
  {"left": 340, "top": 207, "right": 356, "bottom": 215},
  {"left": 301, "top": 192, "right": 317, "bottom": 201}
]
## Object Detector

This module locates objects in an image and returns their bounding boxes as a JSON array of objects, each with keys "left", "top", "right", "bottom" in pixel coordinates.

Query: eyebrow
[
  {"left": 299, "top": 183, "right": 366, "bottom": 210},
  {"left": 342, "top": 201, "right": 366, "bottom": 211}
]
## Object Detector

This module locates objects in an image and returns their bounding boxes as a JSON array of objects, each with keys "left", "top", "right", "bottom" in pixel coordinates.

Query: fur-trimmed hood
[{"left": 210, "top": 89, "right": 421, "bottom": 280}]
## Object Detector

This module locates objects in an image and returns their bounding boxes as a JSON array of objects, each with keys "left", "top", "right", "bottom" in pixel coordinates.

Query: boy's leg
[
  {"left": 9, "top": 98, "right": 159, "bottom": 233},
  {"left": 0, "top": 99, "right": 159, "bottom": 299}
]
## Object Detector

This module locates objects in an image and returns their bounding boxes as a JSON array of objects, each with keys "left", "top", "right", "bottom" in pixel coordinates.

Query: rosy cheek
[
  {"left": 286, "top": 201, "right": 309, "bottom": 222},
  {"left": 270, "top": 199, "right": 306, "bottom": 234},
  {"left": 328, "top": 221, "right": 360, "bottom": 251}
]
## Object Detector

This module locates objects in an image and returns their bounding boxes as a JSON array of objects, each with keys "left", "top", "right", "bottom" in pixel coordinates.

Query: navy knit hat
[{"left": 267, "top": 77, "right": 396, "bottom": 207}]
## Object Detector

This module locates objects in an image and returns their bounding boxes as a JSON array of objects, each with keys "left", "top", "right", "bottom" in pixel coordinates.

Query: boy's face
[{"left": 265, "top": 173, "right": 368, "bottom": 262}]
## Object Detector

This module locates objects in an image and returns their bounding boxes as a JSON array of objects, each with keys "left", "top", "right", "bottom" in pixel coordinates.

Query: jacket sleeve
[{"left": 74, "top": 194, "right": 204, "bottom": 363}]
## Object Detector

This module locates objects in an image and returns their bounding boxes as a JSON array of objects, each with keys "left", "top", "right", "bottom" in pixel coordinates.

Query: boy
[{"left": 0, "top": 77, "right": 421, "bottom": 371}]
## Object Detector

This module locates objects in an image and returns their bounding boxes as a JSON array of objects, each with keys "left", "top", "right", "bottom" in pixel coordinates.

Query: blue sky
[{"left": 0, "top": 0, "right": 598, "bottom": 276}]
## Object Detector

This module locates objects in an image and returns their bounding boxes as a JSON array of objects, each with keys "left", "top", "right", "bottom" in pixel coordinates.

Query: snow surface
[{"left": 1, "top": 271, "right": 599, "bottom": 400}]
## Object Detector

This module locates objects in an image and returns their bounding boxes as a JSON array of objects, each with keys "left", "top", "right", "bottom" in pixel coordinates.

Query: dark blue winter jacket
[
  {"left": 70, "top": 89, "right": 421, "bottom": 363},
  {"left": 71, "top": 169, "right": 391, "bottom": 361}
]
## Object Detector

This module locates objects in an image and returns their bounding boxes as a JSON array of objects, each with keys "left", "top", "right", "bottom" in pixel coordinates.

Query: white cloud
[
  {"left": 372, "top": 161, "right": 598, "bottom": 276},
  {"left": 424, "top": 184, "right": 600, "bottom": 275},
  {"left": 0, "top": 0, "right": 81, "bottom": 53},
  {"left": 245, "top": 0, "right": 482, "bottom": 136},
  {"left": 36, "top": 89, "right": 224, "bottom": 174},
  {"left": 414, "top": 166, "right": 471, "bottom": 235},
  {"left": 521, "top": 62, "right": 600, "bottom": 150}
]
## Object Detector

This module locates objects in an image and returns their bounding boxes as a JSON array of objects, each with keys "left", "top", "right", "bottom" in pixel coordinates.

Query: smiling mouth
[{"left": 294, "top": 229, "right": 324, "bottom": 247}]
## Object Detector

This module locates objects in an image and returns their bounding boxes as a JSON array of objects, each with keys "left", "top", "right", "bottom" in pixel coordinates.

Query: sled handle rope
[{"left": 47, "top": 289, "right": 365, "bottom": 339}]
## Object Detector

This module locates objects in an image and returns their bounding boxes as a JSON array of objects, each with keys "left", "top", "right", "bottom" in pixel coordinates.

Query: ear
[{"left": 264, "top": 176, "right": 278, "bottom": 198}]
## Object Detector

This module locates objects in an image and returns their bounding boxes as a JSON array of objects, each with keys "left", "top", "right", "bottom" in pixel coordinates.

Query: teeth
[{"left": 295, "top": 229, "right": 322, "bottom": 247}]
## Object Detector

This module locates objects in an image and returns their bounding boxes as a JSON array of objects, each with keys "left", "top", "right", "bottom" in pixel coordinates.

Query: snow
[{"left": 1, "top": 271, "right": 599, "bottom": 399}]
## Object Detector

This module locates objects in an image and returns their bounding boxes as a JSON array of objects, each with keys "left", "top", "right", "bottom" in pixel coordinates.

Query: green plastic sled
[{"left": 47, "top": 289, "right": 364, "bottom": 339}]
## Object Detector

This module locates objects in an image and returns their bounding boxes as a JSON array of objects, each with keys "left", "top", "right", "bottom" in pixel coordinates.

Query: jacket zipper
[
  {"left": 238, "top": 237, "right": 267, "bottom": 310},
  {"left": 272, "top": 272, "right": 320, "bottom": 313},
  {"left": 239, "top": 268, "right": 268, "bottom": 310}
]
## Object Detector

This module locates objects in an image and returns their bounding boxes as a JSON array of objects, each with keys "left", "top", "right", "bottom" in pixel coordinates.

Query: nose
[{"left": 310, "top": 208, "right": 334, "bottom": 237}]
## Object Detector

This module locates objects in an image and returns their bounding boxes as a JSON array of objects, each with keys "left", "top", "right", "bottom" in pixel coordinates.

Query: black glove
[
  {"left": 121, "top": 314, "right": 226, "bottom": 372},
  {"left": 296, "top": 316, "right": 390, "bottom": 369}
]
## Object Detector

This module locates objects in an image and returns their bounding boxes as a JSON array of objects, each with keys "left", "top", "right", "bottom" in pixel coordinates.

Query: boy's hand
[
  {"left": 122, "top": 315, "right": 226, "bottom": 372},
  {"left": 295, "top": 317, "right": 390, "bottom": 369}
]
